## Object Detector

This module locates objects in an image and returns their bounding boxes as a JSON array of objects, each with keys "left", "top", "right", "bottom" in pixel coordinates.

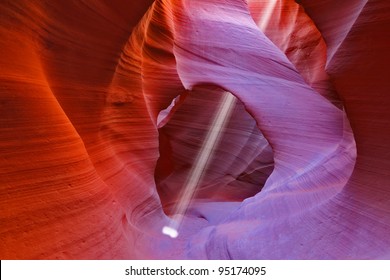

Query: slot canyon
[{"left": 1, "top": 0, "right": 389, "bottom": 259}]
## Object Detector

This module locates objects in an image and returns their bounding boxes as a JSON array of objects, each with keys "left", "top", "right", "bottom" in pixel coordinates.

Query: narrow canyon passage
[{"left": 1, "top": 0, "right": 389, "bottom": 259}]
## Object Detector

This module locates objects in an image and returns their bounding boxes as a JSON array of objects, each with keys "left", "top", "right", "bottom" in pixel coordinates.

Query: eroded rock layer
[{"left": 1, "top": 0, "right": 389, "bottom": 259}]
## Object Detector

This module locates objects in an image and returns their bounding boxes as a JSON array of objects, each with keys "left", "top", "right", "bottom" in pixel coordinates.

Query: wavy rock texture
[
  {"left": 247, "top": 0, "right": 340, "bottom": 105},
  {"left": 0, "top": 0, "right": 389, "bottom": 259}
]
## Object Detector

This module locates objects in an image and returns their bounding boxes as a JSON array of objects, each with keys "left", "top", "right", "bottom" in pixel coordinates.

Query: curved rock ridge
[
  {"left": 247, "top": 0, "right": 341, "bottom": 105},
  {"left": 164, "top": 0, "right": 356, "bottom": 259},
  {"left": 1, "top": 0, "right": 389, "bottom": 259},
  {"left": 298, "top": 0, "right": 390, "bottom": 259}
]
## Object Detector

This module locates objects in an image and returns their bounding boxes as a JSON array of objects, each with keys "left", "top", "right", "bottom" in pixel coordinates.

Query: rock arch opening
[{"left": 154, "top": 85, "right": 274, "bottom": 221}]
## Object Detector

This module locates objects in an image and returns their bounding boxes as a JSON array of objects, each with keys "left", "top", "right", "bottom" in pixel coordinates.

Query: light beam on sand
[{"left": 162, "top": 91, "right": 236, "bottom": 238}]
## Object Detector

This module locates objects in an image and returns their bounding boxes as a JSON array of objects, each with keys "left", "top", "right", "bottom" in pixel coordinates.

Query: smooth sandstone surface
[{"left": 1, "top": 0, "right": 389, "bottom": 259}]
